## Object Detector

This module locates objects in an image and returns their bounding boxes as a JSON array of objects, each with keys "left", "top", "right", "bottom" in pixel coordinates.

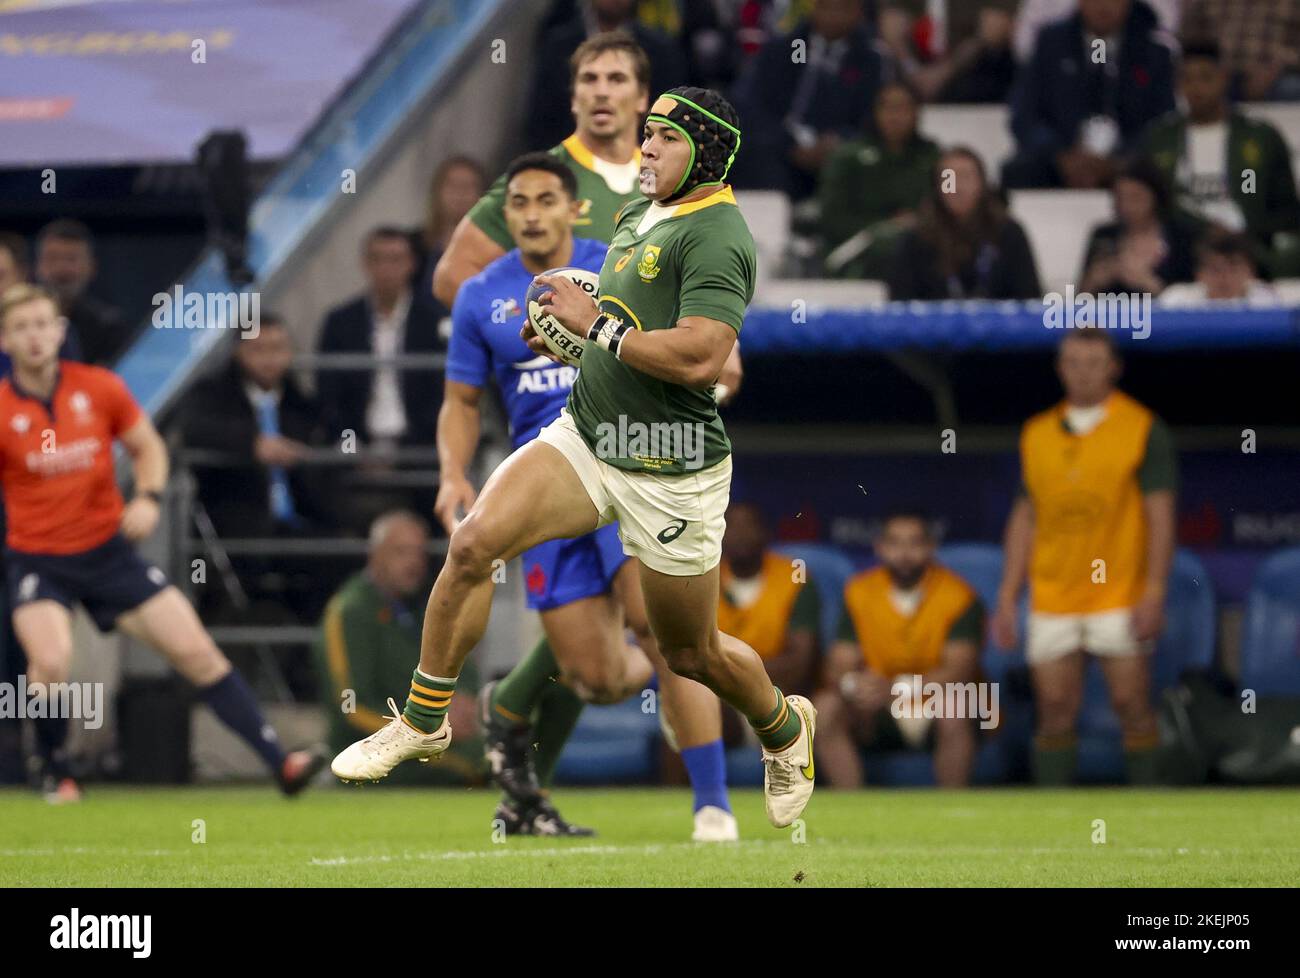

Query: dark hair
[
  {"left": 36, "top": 218, "right": 93, "bottom": 255},
  {"left": 363, "top": 225, "right": 414, "bottom": 255},
  {"left": 570, "top": 31, "right": 651, "bottom": 93},
  {"left": 881, "top": 508, "right": 933, "bottom": 537},
  {"left": 424, "top": 155, "right": 486, "bottom": 250},
  {"left": 0, "top": 231, "right": 29, "bottom": 271},
  {"left": 1197, "top": 228, "right": 1255, "bottom": 267},
  {"left": 1111, "top": 156, "right": 1172, "bottom": 216},
  {"left": 1181, "top": 38, "right": 1222, "bottom": 64},
  {"left": 504, "top": 151, "right": 578, "bottom": 199},
  {"left": 915, "top": 146, "right": 1006, "bottom": 279},
  {"left": 1060, "top": 326, "right": 1119, "bottom": 356},
  {"left": 874, "top": 79, "right": 920, "bottom": 109}
]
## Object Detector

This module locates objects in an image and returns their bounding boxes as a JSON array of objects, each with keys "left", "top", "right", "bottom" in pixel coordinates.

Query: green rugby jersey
[
  {"left": 468, "top": 134, "right": 641, "bottom": 249},
  {"left": 568, "top": 185, "right": 756, "bottom": 475}
]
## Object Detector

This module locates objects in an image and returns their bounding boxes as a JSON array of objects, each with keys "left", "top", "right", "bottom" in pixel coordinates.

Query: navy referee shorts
[{"left": 6, "top": 533, "right": 169, "bottom": 632}]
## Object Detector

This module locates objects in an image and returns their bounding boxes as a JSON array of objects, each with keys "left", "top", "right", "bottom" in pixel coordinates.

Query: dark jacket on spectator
[
  {"left": 1004, "top": 0, "right": 1176, "bottom": 188},
  {"left": 66, "top": 292, "right": 133, "bottom": 366},
  {"left": 889, "top": 217, "right": 1042, "bottom": 300},
  {"left": 731, "top": 20, "right": 894, "bottom": 198},
  {"left": 315, "top": 295, "right": 444, "bottom": 446},
  {"left": 1080, "top": 219, "right": 1197, "bottom": 294},
  {"left": 1142, "top": 110, "right": 1300, "bottom": 256},
  {"left": 180, "top": 361, "right": 337, "bottom": 538}
]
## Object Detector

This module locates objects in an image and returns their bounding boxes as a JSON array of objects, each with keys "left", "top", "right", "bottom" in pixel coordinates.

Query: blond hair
[{"left": 0, "top": 282, "right": 59, "bottom": 328}]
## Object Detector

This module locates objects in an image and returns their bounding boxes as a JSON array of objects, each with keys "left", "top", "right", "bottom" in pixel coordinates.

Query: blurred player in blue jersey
[{"left": 440, "top": 152, "right": 736, "bottom": 840}]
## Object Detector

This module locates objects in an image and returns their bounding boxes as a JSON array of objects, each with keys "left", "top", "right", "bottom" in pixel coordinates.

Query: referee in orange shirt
[{"left": 0, "top": 285, "right": 323, "bottom": 801}]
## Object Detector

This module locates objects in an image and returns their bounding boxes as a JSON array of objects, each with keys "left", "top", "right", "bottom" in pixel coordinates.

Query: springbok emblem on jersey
[{"left": 636, "top": 244, "right": 662, "bottom": 282}]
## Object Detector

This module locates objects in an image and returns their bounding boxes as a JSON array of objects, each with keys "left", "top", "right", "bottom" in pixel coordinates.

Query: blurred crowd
[{"left": 525, "top": 0, "right": 1300, "bottom": 293}]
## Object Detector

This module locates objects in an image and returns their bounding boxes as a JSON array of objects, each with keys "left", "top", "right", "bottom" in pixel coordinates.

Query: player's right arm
[
  {"left": 993, "top": 493, "right": 1034, "bottom": 650},
  {"left": 434, "top": 381, "right": 483, "bottom": 533},
  {"left": 432, "top": 217, "right": 506, "bottom": 309},
  {"left": 436, "top": 280, "right": 493, "bottom": 532}
]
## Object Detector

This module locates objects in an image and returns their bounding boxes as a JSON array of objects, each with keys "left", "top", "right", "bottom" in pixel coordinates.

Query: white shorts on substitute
[
  {"left": 535, "top": 409, "right": 731, "bottom": 577},
  {"left": 1026, "top": 608, "right": 1150, "bottom": 663}
]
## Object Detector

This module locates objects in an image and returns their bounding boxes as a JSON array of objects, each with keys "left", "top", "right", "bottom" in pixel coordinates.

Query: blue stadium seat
[
  {"left": 772, "top": 543, "right": 858, "bottom": 648},
  {"left": 554, "top": 698, "right": 660, "bottom": 784},
  {"left": 936, "top": 543, "right": 1027, "bottom": 684},
  {"left": 1241, "top": 547, "right": 1300, "bottom": 697}
]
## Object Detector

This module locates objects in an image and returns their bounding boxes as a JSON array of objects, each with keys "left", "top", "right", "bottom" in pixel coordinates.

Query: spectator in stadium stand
[
  {"left": 876, "top": 1, "right": 1018, "bottom": 104},
  {"left": 1013, "top": 0, "right": 1181, "bottom": 62},
  {"left": 414, "top": 155, "right": 486, "bottom": 305},
  {"left": 0, "top": 232, "right": 83, "bottom": 366},
  {"left": 313, "top": 510, "right": 482, "bottom": 786},
  {"left": 526, "top": 2, "right": 687, "bottom": 150},
  {"left": 1158, "top": 229, "right": 1280, "bottom": 306},
  {"left": 315, "top": 226, "right": 444, "bottom": 451},
  {"left": 992, "top": 327, "right": 1177, "bottom": 787},
  {"left": 717, "top": 502, "right": 821, "bottom": 699},
  {"left": 730, "top": 0, "right": 896, "bottom": 199},
  {"left": 33, "top": 219, "right": 129, "bottom": 365},
  {"left": 180, "top": 314, "right": 337, "bottom": 540},
  {"left": 1002, "top": 0, "right": 1177, "bottom": 190},
  {"left": 814, "top": 510, "right": 985, "bottom": 788},
  {"left": 817, "top": 81, "right": 940, "bottom": 278},
  {"left": 1078, "top": 156, "right": 1196, "bottom": 297},
  {"left": 0, "top": 233, "right": 27, "bottom": 296},
  {"left": 1141, "top": 40, "right": 1300, "bottom": 277},
  {"left": 1181, "top": 0, "right": 1300, "bottom": 102},
  {"left": 887, "top": 146, "right": 1042, "bottom": 300}
]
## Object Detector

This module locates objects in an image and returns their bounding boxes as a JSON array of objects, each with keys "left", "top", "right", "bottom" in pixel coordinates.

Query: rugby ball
[{"left": 525, "top": 266, "right": 601, "bottom": 367}]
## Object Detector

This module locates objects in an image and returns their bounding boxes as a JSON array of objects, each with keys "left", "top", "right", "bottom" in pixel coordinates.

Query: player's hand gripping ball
[{"left": 525, "top": 267, "right": 601, "bottom": 366}]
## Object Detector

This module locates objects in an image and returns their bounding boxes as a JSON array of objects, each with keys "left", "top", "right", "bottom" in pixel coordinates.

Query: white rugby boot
[
  {"left": 692, "top": 805, "right": 740, "bottom": 842},
  {"left": 761, "top": 695, "right": 817, "bottom": 828},
  {"left": 331, "top": 697, "right": 451, "bottom": 782}
]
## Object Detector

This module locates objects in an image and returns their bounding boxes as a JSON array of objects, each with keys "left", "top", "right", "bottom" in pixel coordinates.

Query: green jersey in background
[{"left": 468, "top": 134, "right": 641, "bottom": 249}]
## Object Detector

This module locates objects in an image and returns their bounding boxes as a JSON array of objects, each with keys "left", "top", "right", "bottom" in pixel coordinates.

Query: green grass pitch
[{"left": 2, "top": 785, "right": 1297, "bottom": 886}]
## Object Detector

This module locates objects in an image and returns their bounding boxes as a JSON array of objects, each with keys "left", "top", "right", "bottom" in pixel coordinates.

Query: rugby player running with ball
[{"left": 332, "top": 87, "right": 816, "bottom": 829}]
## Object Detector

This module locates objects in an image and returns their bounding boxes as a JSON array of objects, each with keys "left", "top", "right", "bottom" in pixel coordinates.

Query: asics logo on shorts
[{"left": 656, "top": 518, "right": 688, "bottom": 544}]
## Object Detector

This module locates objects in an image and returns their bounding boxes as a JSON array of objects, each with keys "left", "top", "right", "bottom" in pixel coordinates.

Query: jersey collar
[
  {"left": 9, "top": 362, "right": 62, "bottom": 414},
  {"left": 562, "top": 133, "right": 640, "bottom": 172}
]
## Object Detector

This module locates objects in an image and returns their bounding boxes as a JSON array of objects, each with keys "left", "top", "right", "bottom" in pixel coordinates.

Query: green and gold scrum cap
[{"left": 645, "top": 86, "right": 741, "bottom": 203}]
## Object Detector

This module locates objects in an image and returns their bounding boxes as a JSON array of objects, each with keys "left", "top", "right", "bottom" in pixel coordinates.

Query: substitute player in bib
[
  {"left": 992, "top": 328, "right": 1177, "bottom": 785},
  {"left": 334, "top": 87, "right": 816, "bottom": 828},
  {"left": 445, "top": 152, "right": 736, "bottom": 840},
  {"left": 0, "top": 285, "right": 324, "bottom": 801}
]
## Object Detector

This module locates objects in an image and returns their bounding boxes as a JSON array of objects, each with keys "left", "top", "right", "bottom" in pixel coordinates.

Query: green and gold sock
[
  {"left": 1033, "top": 732, "right": 1078, "bottom": 786},
  {"left": 752, "top": 688, "right": 803, "bottom": 752},
  {"left": 1124, "top": 730, "right": 1161, "bottom": 785},
  {"left": 532, "top": 680, "right": 586, "bottom": 787},
  {"left": 491, "top": 637, "right": 559, "bottom": 726},
  {"left": 403, "top": 669, "right": 456, "bottom": 733}
]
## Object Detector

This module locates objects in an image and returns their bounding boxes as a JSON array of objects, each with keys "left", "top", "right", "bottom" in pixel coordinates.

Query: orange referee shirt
[{"left": 0, "top": 362, "right": 143, "bottom": 555}]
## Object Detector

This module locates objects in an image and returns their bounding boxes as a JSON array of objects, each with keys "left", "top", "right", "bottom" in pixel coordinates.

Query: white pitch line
[{"left": 309, "top": 840, "right": 779, "bottom": 867}]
